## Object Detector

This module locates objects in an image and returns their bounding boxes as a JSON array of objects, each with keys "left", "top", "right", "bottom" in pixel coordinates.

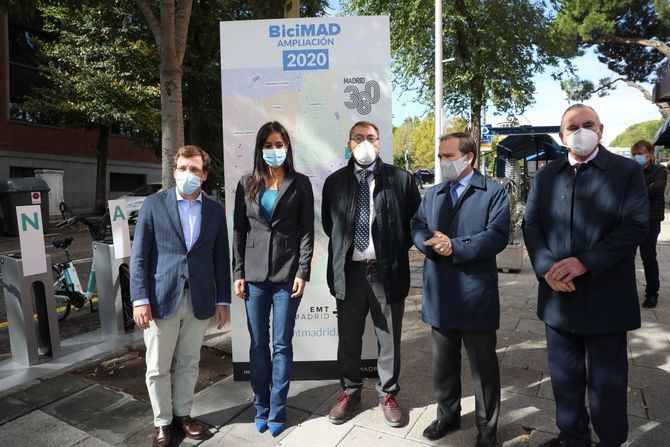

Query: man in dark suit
[
  {"left": 411, "top": 132, "right": 509, "bottom": 447},
  {"left": 322, "top": 121, "right": 421, "bottom": 427},
  {"left": 131, "top": 146, "right": 231, "bottom": 447},
  {"left": 631, "top": 139, "right": 667, "bottom": 308},
  {"left": 524, "top": 104, "right": 649, "bottom": 447}
]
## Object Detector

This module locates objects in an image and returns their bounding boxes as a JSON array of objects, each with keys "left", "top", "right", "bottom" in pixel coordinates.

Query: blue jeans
[{"left": 245, "top": 281, "right": 301, "bottom": 424}]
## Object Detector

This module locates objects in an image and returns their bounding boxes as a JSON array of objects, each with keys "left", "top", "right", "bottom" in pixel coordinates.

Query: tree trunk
[
  {"left": 159, "top": 67, "right": 184, "bottom": 188},
  {"left": 95, "top": 125, "right": 110, "bottom": 215},
  {"left": 470, "top": 101, "right": 482, "bottom": 162},
  {"left": 134, "top": 0, "right": 192, "bottom": 189},
  {"left": 625, "top": 80, "right": 670, "bottom": 119}
]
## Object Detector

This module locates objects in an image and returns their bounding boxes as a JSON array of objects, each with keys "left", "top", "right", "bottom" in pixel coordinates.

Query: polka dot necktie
[{"left": 354, "top": 170, "right": 371, "bottom": 252}]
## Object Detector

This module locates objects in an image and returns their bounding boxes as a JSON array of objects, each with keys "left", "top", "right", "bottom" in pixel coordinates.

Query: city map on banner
[{"left": 220, "top": 16, "right": 392, "bottom": 380}]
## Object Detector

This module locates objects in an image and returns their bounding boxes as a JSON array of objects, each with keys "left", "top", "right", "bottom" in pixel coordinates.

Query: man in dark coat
[
  {"left": 411, "top": 132, "right": 509, "bottom": 447},
  {"left": 322, "top": 121, "right": 421, "bottom": 427},
  {"left": 631, "top": 139, "right": 667, "bottom": 308},
  {"left": 523, "top": 104, "right": 649, "bottom": 447}
]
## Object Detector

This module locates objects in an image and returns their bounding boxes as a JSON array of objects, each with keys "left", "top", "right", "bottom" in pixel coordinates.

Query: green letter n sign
[
  {"left": 113, "top": 206, "right": 126, "bottom": 222},
  {"left": 21, "top": 212, "right": 40, "bottom": 231}
]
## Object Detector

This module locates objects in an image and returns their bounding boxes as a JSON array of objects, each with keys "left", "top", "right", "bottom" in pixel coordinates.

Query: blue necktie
[
  {"left": 354, "top": 170, "right": 371, "bottom": 252},
  {"left": 450, "top": 182, "right": 460, "bottom": 207}
]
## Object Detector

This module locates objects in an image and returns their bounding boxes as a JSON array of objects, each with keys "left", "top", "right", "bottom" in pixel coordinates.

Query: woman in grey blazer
[{"left": 232, "top": 121, "right": 314, "bottom": 436}]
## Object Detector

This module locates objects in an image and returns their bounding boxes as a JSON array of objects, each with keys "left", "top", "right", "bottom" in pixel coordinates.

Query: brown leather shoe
[
  {"left": 152, "top": 425, "right": 171, "bottom": 447},
  {"left": 173, "top": 415, "right": 207, "bottom": 440},
  {"left": 328, "top": 391, "right": 361, "bottom": 424},
  {"left": 379, "top": 394, "right": 403, "bottom": 427}
]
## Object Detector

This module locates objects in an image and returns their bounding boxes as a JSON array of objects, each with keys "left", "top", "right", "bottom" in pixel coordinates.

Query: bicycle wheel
[
  {"left": 52, "top": 265, "right": 72, "bottom": 321},
  {"left": 118, "top": 264, "right": 135, "bottom": 331}
]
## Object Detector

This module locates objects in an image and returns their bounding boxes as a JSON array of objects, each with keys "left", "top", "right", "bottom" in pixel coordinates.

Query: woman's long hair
[{"left": 246, "top": 121, "right": 296, "bottom": 202}]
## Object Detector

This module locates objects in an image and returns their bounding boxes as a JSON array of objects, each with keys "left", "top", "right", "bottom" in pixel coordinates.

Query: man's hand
[
  {"left": 133, "top": 304, "right": 153, "bottom": 330},
  {"left": 234, "top": 279, "right": 247, "bottom": 299},
  {"left": 547, "top": 257, "right": 588, "bottom": 282},
  {"left": 291, "top": 278, "right": 306, "bottom": 298},
  {"left": 214, "top": 305, "right": 230, "bottom": 329},
  {"left": 423, "top": 231, "right": 452, "bottom": 256},
  {"left": 544, "top": 274, "right": 576, "bottom": 293}
]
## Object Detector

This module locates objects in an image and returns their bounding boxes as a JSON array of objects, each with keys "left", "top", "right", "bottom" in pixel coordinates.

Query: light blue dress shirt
[
  {"left": 451, "top": 169, "right": 475, "bottom": 203},
  {"left": 134, "top": 189, "right": 228, "bottom": 307}
]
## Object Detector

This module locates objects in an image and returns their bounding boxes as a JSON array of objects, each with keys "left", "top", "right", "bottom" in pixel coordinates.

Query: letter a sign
[
  {"left": 16, "top": 205, "right": 47, "bottom": 276},
  {"left": 108, "top": 200, "right": 131, "bottom": 259}
]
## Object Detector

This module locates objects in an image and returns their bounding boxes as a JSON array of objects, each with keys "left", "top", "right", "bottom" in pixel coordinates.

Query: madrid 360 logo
[{"left": 343, "top": 77, "right": 380, "bottom": 115}]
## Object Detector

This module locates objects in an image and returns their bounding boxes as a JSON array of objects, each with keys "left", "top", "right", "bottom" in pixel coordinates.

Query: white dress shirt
[
  {"left": 352, "top": 161, "right": 377, "bottom": 261},
  {"left": 568, "top": 147, "right": 599, "bottom": 167}
]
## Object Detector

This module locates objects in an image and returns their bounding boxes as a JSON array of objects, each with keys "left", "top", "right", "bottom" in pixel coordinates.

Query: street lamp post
[{"left": 434, "top": 0, "right": 443, "bottom": 182}]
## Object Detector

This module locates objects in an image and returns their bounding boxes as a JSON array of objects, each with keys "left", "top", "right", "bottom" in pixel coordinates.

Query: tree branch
[
  {"left": 134, "top": 0, "right": 162, "bottom": 48},
  {"left": 625, "top": 80, "right": 653, "bottom": 102},
  {"left": 591, "top": 77, "right": 626, "bottom": 95},
  {"left": 175, "top": 0, "right": 193, "bottom": 65},
  {"left": 607, "top": 36, "right": 670, "bottom": 58}
]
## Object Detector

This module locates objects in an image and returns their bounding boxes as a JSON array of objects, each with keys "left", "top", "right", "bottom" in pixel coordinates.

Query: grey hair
[{"left": 560, "top": 104, "right": 601, "bottom": 133}]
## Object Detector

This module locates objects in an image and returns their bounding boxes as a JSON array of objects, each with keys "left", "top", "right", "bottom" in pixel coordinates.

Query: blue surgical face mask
[
  {"left": 633, "top": 154, "right": 648, "bottom": 166},
  {"left": 262, "top": 148, "right": 286, "bottom": 168},
  {"left": 175, "top": 171, "right": 202, "bottom": 195}
]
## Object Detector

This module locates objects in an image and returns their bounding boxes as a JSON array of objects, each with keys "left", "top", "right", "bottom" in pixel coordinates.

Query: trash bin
[{"left": 0, "top": 178, "right": 51, "bottom": 236}]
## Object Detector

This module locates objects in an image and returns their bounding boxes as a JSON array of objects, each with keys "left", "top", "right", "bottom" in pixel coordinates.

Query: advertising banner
[{"left": 220, "top": 16, "right": 392, "bottom": 379}]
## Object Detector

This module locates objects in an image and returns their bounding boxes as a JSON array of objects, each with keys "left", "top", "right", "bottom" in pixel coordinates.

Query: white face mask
[
  {"left": 440, "top": 154, "right": 471, "bottom": 182},
  {"left": 565, "top": 128, "right": 599, "bottom": 157},
  {"left": 352, "top": 140, "right": 377, "bottom": 166}
]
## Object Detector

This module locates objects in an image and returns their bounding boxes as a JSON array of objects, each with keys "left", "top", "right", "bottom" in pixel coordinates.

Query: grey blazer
[{"left": 232, "top": 172, "right": 314, "bottom": 283}]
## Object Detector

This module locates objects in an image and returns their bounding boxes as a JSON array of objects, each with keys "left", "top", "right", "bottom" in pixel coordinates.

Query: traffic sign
[{"left": 481, "top": 124, "right": 492, "bottom": 144}]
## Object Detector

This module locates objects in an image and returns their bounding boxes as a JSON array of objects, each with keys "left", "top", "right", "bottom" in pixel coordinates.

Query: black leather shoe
[
  {"left": 475, "top": 433, "right": 496, "bottom": 447},
  {"left": 642, "top": 294, "right": 658, "bottom": 308},
  {"left": 422, "top": 418, "right": 461, "bottom": 440}
]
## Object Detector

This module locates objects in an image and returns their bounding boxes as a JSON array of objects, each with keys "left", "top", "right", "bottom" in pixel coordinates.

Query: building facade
[{"left": 0, "top": 13, "right": 161, "bottom": 213}]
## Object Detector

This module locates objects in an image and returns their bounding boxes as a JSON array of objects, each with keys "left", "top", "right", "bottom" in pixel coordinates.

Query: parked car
[
  {"left": 119, "top": 183, "right": 162, "bottom": 221},
  {"left": 416, "top": 168, "right": 435, "bottom": 185}
]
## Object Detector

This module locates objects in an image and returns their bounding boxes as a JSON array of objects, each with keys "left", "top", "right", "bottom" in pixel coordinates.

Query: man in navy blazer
[
  {"left": 524, "top": 104, "right": 649, "bottom": 447},
  {"left": 411, "top": 133, "right": 509, "bottom": 447},
  {"left": 131, "top": 146, "right": 231, "bottom": 447}
]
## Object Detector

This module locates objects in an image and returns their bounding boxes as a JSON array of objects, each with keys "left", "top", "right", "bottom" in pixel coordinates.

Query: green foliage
[
  {"left": 391, "top": 115, "right": 469, "bottom": 170},
  {"left": 610, "top": 119, "right": 666, "bottom": 147},
  {"left": 24, "top": 0, "right": 160, "bottom": 143},
  {"left": 346, "top": 0, "right": 561, "bottom": 129},
  {"left": 392, "top": 116, "right": 434, "bottom": 170},
  {"left": 552, "top": 0, "right": 670, "bottom": 83}
]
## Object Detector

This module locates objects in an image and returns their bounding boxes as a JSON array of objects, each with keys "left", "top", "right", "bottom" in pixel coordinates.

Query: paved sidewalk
[{"left": 1, "top": 223, "right": 670, "bottom": 446}]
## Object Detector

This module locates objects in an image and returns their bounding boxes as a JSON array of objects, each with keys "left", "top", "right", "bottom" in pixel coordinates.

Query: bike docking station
[
  {"left": 93, "top": 199, "right": 133, "bottom": 335},
  {"left": 0, "top": 205, "right": 61, "bottom": 365},
  {"left": 0, "top": 201, "right": 142, "bottom": 392}
]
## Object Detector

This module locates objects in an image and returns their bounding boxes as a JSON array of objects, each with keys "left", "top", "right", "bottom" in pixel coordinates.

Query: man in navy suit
[
  {"left": 411, "top": 132, "right": 509, "bottom": 447},
  {"left": 524, "top": 104, "right": 649, "bottom": 447},
  {"left": 131, "top": 146, "right": 231, "bottom": 447}
]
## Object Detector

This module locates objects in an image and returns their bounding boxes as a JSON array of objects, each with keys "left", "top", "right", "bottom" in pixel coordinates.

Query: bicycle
[{"left": 51, "top": 206, "right": 133, "bottom": 330}]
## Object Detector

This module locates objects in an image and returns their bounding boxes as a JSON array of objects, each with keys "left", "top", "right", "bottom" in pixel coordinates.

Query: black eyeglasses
[{"left": 351, "top": 135, "right": 379, "bottom": 143}]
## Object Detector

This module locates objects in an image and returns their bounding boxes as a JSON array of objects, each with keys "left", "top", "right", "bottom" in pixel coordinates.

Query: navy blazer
[
  {"left": 130, "top": 188, "right": 231, "bottom": 320},
  {"left": 411, "top": 171, "right": 510, "bottom": 331},
  {"left": 523, "top": 148, "right": 649, "bottom": 333}
]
